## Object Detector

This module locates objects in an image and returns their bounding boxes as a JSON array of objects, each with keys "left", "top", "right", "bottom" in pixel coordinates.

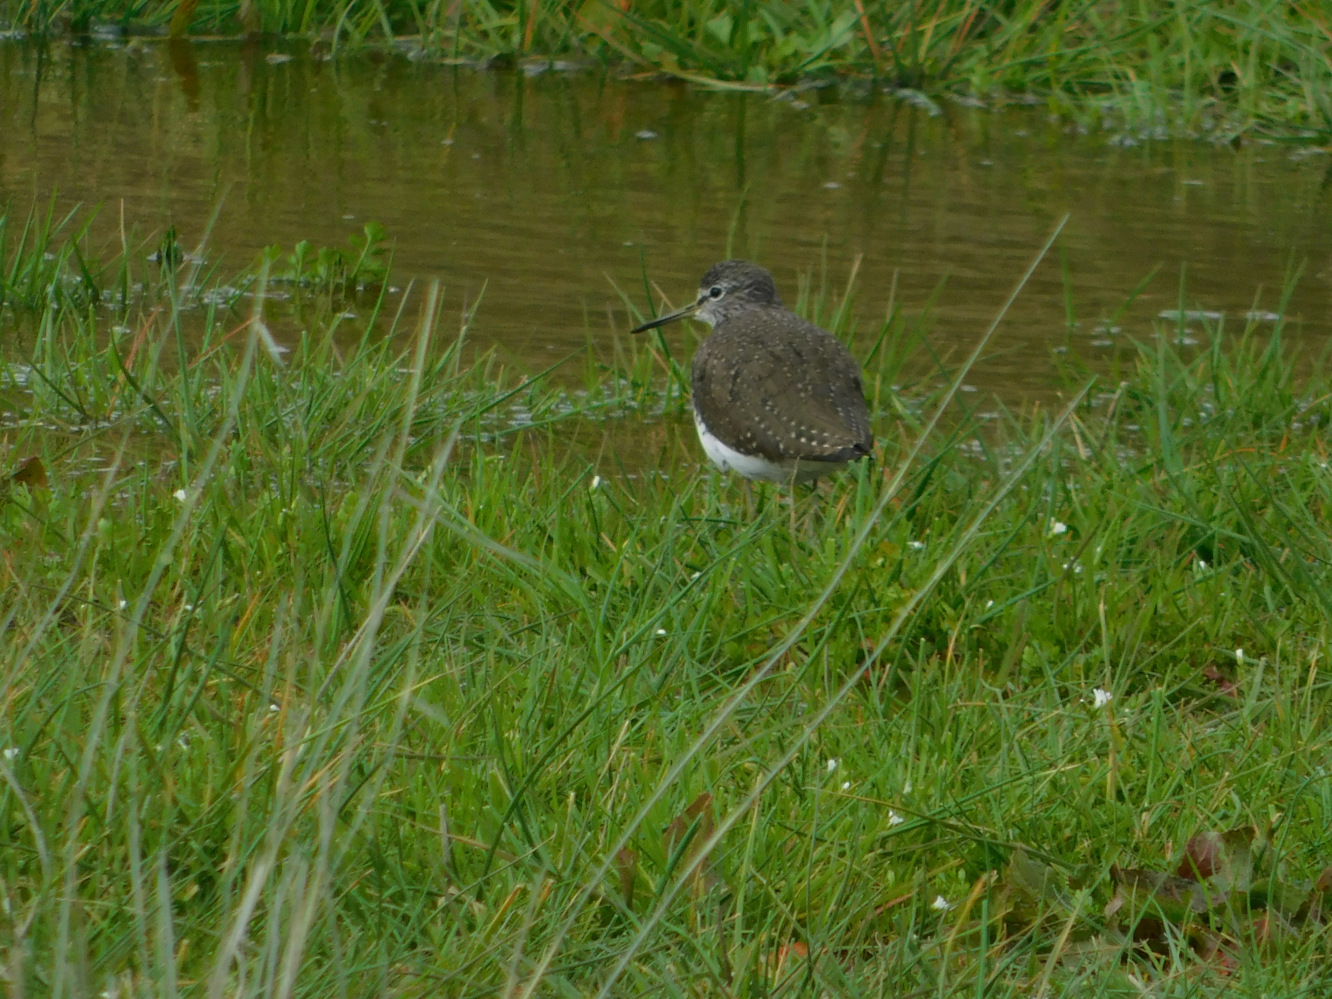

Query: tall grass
[
  {"left": 3, "top": 224, "right": 1332, "bottom": 995},
  {"left": 2, "top": 2, "right": 1329, "bottom": 138}
]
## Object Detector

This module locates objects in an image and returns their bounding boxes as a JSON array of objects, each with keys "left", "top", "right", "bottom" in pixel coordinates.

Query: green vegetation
[
  {"left": 261, "top": 223, "right": 391, "bottom": 294},
  {"left": 3, "top": 216, "right": 1332, "bottom": 995},
  {"left": 3, "top": 1, "right": 1330, "bottom": 139}
]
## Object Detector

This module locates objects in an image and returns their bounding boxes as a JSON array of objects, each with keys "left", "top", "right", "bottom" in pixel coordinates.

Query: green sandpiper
[{"left": 632, "top": 259, "right": 874, "bottom": 483}]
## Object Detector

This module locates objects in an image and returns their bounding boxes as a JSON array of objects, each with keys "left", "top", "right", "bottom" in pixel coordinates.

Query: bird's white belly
[{"left": 693, "top": 412, "right": 842, "bottom": 483}]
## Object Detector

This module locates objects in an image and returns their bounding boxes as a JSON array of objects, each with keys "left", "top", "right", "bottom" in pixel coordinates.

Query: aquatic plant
[
  {"left": 3, "top": 0, "right": 1329, "bottom": 138},
  {"left": 260, "top": 221, "right": 391, "bottom": 294}
]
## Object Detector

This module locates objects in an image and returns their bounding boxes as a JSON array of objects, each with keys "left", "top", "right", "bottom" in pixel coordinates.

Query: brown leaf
[
  {"left": 1177, "top": 830, "right": 1225, "bottom": 881},
  {"left": 1299, "top": 866, "right": 1332, "bottom": 924},
  {"left": 1201, "top": 664, "right": 1238, "bottom": 698},
  {"left": 773, "top": 940, "right": 808, "bottom": 972},
  {"left": 1244, "top": 909, "right": 1297, "bottom": 954},
  {"left": 663, "top": 792, "right": 718, "bottom": 892},
  {"left": 615, "top": 847, "right": 637, "bottom": 911},
  {"left": 1192, "top": 927, "right": 1238, "bottom": 975},
  {"left": 1315, "top": 867, "right": 1332, "bottom": 894},
  {"left": 664, "top": 792, "right": 714, "bottom": 851},
  {"left": 1175, "top": 825, "right": 1256, "bottom": 891},
  {"left": 9, "top": 456, "right": 48, "bottom": 489}
]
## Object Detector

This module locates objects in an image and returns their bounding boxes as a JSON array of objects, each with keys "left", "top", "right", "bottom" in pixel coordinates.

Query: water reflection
[{"left": 2, "top": 39, "right": 1330, "bottom": 398}]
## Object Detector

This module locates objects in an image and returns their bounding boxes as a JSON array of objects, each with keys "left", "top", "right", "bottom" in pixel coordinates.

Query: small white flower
[
  {"left": 1048, "top": 519, "right": 1068, "bottom": 537},
  {"left": 1196, "top": 559, "right": 1208, "bottom": 571},
  {"left": 887, "top": 810, "right": 904, "bottom": 827},
  {"left": 826, "top": 758, "right": 839, "bottom": 773},
  {"left": 907, "top": 540, "right": 926, "bottom": 551},
  {"left": 590, "top": 475, "right": 602, "bottom": 491},
  {"left": 655, "top": 628, "right": 667, "bottom": 637},
  {"left": 117, "top": 599, "right": 128, "bottom": 610},
  {"left": 841, "top": 781, "right": 851, "bottom": 790},
  {"left": 932, "top": 895, "right": 951, "bottom": 911},
  {"left": 1235, "top": 648, "right": 1244, "bottom": 664},
  {"left": 173, "top": 488, "right": 188, "bottom": 502},
  {"left": 1092, "top": 688, "right": 1113, "bottom": 708},
  {"left": 985, "top": 599, "right": 994, "bottom": 609},
  {"left": 903, "top": 780, "right": 912, "bottom": 794},
  {"left": 268, "top": 703, "right": 280, "bottom": 713},
  {"left": 2, "top": 747, "right": 19, "bottom": 762}
]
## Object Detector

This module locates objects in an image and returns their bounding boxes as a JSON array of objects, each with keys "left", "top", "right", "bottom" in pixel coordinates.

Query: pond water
[{"left": 2, "top": 39, "right": 1331, "bottom": 400}]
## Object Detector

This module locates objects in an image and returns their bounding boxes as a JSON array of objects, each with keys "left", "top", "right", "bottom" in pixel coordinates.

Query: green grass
[
  {"left": 3, "top": 1, "right": 1331, "bottom": 139},
  {"left": 3, "top": 220, "right": 1332, "bottom": 996}
]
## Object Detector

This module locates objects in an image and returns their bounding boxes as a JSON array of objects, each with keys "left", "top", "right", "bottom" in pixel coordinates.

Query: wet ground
[{"left": 3, "top": 39, "right": 1331, "bottom": 401}]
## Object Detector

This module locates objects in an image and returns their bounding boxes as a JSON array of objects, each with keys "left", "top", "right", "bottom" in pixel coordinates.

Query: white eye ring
[{"left": 708, "top": 285, "right": 723, "bottom": 299}]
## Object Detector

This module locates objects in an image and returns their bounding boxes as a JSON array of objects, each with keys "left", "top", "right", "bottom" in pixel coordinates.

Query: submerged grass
[
  {"left": 3, "top": 1, "right": 1330, "bottom": 138},
  {"left": 3, "top": 226, "right": 1332, "bottom": 996}
]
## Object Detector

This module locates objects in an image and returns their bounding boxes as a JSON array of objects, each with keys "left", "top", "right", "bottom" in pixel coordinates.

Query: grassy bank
[
  {"left": 3, "top": 1, "right": 1331, "bottom": 139},
  {"left": 3, "top": 224, "right": 1332, "bottom": 996}
]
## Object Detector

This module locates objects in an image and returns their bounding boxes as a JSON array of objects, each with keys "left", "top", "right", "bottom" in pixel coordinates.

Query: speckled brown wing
[{"left": 690, "top": 306, "right": 873, "bottom": 463}]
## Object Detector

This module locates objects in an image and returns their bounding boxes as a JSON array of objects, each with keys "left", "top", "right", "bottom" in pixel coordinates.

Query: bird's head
[{"left": 631, "top": 259, "right": 782, "bottom": 332}]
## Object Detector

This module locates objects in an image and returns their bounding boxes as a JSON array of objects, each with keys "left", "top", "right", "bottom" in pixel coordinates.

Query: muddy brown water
[{"left": 3, "top": 39, "right": 1331, "bottom": 405}]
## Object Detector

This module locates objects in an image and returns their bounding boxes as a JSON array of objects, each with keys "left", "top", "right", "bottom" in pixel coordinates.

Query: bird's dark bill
[{"left": 630, "top": 299, "right": 701, "bottom": 334}]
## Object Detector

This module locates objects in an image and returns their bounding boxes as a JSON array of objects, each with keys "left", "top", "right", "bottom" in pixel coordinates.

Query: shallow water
[{"left": 3, "top": 39, "right": 1331, "bottom": 400}]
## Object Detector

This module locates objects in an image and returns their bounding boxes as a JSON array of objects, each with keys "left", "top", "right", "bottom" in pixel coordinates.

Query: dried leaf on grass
[
  {"left": 615, "top": 847, "right": 637, "bottom": 911},
  {"left": 1104, "top": 825, "right": 1331, "bottom": 963},
  {"left": 663, "top": 792, "right": 721, "bottom": 893},
  {"left": 1201, "top": 663, "right": 1239, "bottom": 697},
  {"left": 983, "top": 828, "right": 1330, "bottom": 978},
  {"left": 8, "top": 456, "right": 48, "bottom": 489},
  {"left": 1174, "top": 826, "right": 1255, "bottom": 890}
]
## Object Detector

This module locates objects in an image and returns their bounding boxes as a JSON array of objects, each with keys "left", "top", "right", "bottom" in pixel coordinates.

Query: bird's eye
[{"left": 708, "top": 285, "right": 723, "bottom": 299}]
